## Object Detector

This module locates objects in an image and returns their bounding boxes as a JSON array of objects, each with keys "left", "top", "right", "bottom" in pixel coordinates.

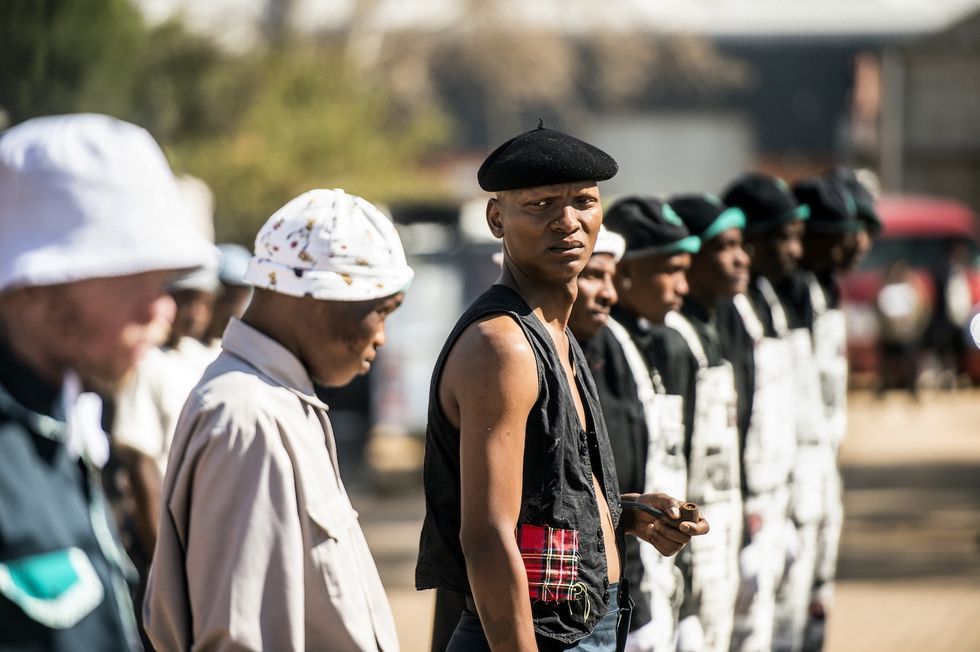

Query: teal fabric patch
[
  {"left": 5, "top": 549, "right": 79, "bottom": 600},
  {"left": 0, "top": 548, "right": 104, "bottom": 629}
]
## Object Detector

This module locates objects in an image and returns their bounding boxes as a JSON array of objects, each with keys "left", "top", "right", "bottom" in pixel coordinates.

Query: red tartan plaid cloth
[{"left": 517, "top": 524, "right": 581, "bottom": 602}]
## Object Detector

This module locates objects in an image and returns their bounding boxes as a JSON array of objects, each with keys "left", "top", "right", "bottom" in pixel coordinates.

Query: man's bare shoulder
[
  {"left": 439, "top": 313, "right": 539, "bottom": 426},
  {"left": 445, "top": 313, "right": 537, "bottom": 380}
]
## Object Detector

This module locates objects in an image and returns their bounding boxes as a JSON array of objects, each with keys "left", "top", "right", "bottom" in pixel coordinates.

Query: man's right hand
[{"left": 622, "top": 492, "right": 710, "bottom": 556}]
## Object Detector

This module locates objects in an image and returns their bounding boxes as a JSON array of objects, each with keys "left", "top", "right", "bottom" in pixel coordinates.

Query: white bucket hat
[
  {"left": 0, "top": 113, "right": 216, "bottom": 292},
  {"left": 244, "top": 189, "right": 414, "bottom": 301}
]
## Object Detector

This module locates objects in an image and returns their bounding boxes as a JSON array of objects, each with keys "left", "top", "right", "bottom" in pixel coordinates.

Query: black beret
[
  {"left": 722, "top": 173, "right": 809, "bottom": 235},
  {"left": 792, "top": 176, "right": 860, "bottom": 234},
  {"left": 604, "top": 196, "right": 701, "bottom": 259},
  {"left": 668, "top": 193, "right": 746, "bottom": 242},
  {"left": 477, "top": 121, "right": 618, "bottom": 192},
  {"left": 825, "top": 166, "right": 882, "bottom": 236}
]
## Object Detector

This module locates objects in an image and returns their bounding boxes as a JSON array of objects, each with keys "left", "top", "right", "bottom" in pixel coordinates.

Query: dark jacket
[{"left": 0, "top": 339, "right": 137, "bottom": 652}]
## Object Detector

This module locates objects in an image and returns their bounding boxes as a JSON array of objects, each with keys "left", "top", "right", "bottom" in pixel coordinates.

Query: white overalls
[
  {"left": 758, "top": 278, "right": 829, "bottom": 652},
  {"left": 729, "top": 293, "right": 796, "bottom": 652},
  {"left": 805, "top": 273, "right": 847, "bottom": 632},
  {"left": 607, "top": 318, "right": 687, "bottom": 652},
  {"left": 665, "top": 311, "right": 743, "bottom": 652}
]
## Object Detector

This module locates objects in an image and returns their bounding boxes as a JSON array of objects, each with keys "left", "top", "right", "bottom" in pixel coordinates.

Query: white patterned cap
[
  {"left": 0, "top": 114, "right": 217, "bottom": 291},
  {"left": 244, "top": 189, "right": 414, "bottom": 301}
]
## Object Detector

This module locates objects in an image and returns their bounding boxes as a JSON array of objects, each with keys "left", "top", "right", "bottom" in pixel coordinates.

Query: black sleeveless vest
[{"left": 415, "top": 285, "right": 624, "bottom": 644}]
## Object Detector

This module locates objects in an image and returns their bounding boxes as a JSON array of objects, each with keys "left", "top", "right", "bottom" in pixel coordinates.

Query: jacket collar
[{"left": 220, "top": 318, "right": 329, "bottom": 411}]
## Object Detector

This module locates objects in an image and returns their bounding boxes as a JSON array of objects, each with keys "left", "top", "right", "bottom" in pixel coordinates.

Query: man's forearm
[{"left": 462, "top": 533, "right": 538, "bottom": 651}]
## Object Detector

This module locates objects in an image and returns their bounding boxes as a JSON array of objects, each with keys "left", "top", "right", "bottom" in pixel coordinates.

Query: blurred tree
[
  {"left": 0, "top": 1, "right": 452, "bottom": 246},
  {"left": 0, "top": 0, "right": 144, "bottom": 123},
  {"left": 170, "top": 46, "right": 450, "bottom": 245}
]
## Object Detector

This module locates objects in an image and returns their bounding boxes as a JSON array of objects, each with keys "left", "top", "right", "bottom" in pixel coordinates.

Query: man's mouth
[{"left": 548, "top": 240, "right": 585, "bottom": 254}]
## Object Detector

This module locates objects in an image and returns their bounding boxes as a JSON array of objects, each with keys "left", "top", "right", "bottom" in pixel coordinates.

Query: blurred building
[
  {"left": 135, "top": 0, "right": 980, "bottom": 203},
  {"left": 877, "top": 9, "right": 980, "bottom": 214}
]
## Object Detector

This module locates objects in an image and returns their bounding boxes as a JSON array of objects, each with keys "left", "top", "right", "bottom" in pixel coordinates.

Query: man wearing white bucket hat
[
  {"left": 144, "top": 189, "right": 411, "bottom": 651},
  {"left": 0, "top": 113, "right": 215, "bottom": 651}
]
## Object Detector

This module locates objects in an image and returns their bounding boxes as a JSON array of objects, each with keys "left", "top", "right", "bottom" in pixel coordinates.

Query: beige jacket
[{"left": 143, "top": 318, "right": 399, "bottom": 652}]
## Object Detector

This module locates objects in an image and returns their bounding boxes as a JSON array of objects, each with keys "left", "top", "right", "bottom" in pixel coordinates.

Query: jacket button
[
  {"left": 603, "top": 577, "right": 609, "bottom": 589},
  {"left": 597, "top": 539, "right": 605, "bottom": 552}
]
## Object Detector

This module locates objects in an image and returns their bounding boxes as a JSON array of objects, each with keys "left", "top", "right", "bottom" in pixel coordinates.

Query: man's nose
[
  {"left": 676, "top": 274, "right": 690, "bottom": 296},
  {"left": 788, "top": 238, "right": 803, "bottom": 262},
  {"left": 599, "top": 279, "right": 618, "bottom": 307},
  {"left": 552, "top": 205, "right": 580, "bottom": 233},
  {"left": 736, "top": 246, "right": 750, "bottom": 269},
  {"left": 145, "top": 294, "right": 176, "bottom": 327}
]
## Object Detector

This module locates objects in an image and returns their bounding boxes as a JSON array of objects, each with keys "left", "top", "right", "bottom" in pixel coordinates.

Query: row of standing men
[{"left": 554, "top": 170, "right": 878, "bottom": 652}]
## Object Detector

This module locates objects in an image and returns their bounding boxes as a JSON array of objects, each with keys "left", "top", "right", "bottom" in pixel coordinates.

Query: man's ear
[
  {"left": 614, "top": 259, "right": 633, "bottom": 291},
  {"left": 486, "top": 198, "right": 504, "bottom": 239}
]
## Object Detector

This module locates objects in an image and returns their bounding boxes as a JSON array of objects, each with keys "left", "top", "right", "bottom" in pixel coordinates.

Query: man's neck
[
  {"left": 685, "top": 289, "right": 718, "bottom": 320},
  {"left": 0, "top": 310, "right": 65, "bottom": 389},
  {"left": 0, "top": 319, "right": 63, "bottom": 415},
  {"left": 500, "top": 270, "right": 576, "bottom": 332}
]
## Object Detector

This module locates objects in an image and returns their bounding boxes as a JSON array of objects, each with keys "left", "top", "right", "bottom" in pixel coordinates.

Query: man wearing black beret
[
  {"left": 788, "top": 175, "right": 864, "bottom": 652},
  {"left": 416, "top": 123, "right": 708, "bottom": 651},
  {"left": 722, "top": 173, "right": 827, "bottom": 652},
  {"left": 826, "top": 167, "right": 883, "bottom": 270},
  {"left": 603, "top": 196, "right": 731, "bottom": 652}
]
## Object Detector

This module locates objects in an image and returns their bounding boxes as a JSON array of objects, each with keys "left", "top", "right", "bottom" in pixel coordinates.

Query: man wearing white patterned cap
[
  {"left": 144, "top": 189, "right": 412, "bottom": 651},
  {"left": 0, "top": 113, "right": 215, "bottom": 651}
]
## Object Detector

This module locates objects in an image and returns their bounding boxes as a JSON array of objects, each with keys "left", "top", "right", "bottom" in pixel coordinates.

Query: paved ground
[{"left": 354, "top": 388, "right": 980, "bottom": 652}]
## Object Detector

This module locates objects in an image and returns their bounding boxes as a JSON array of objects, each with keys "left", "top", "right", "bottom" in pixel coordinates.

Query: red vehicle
[{"left": 839, "top": 195, "right": 980, "bottom": 386}]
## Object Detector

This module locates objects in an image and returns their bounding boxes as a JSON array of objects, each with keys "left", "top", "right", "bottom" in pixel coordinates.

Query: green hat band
[
  {"left": 622, "top": 235, "right": 702, "bottom": 260},
  {"left": 700, "top": 207, "right": 746, "bottom": 242},
  {"left": 744, "top": 204, "right": 810, "bottom": 235}
]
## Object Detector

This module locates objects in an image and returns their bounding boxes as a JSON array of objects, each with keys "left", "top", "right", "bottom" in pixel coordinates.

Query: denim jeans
[{"left": 446, "top": 584, "right": 627, "bottom": 651}]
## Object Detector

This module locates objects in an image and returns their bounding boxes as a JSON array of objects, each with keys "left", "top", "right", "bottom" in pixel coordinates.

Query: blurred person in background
[
  {"left": 827, "top": 167, "right": 882, "bottom": 272},
  {"left": 604, "top": 197, "right": 716, "bottom": 652},
  {"left": 203, "top": 243, "right": 254, "bottom": 351},
  {"left": 875, "top": 259, "right": 930, "bottom": 398},
  {"left": 789, "top": 175, "right": 865, "bottom": 651},
  {"left": 929, "top": 241, "right": 974, "bottom": 387},
  {"left": 417, "top": 125, "right": 708, "bottom": 652},
  {"left": 0, "top": 113, "right": 214, "bottom": 651},
  {"left": 713, "top": 197, "right": 797, "bottom": 652},
  {"left": 723, "top": 173, "right": 820, "bottom": 652},
  {"left": 668, "top": 195, "right": 793, "bottom": 652},
  {"left": 144, "top": 189, "right": 412, "bottom": 651},
  {"left": 620, "top": 195, "right": 744, "bottom": 652}
]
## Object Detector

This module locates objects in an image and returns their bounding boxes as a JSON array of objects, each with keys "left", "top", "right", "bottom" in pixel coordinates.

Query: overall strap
[
  {"left": 605, "top": 318, "right": 665, "bottom": 397},
  {"left": 755, "top": 276, "right": 789, "bottom": 337},
  {"left": 804, "top": 271, "right": 828, "bottom": 316},
  {"left": 733, "top": 293, "right": 765, "bottom": 343},
  {"left": 664, "top": 311, "right": 709, "bottom": 369}
]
